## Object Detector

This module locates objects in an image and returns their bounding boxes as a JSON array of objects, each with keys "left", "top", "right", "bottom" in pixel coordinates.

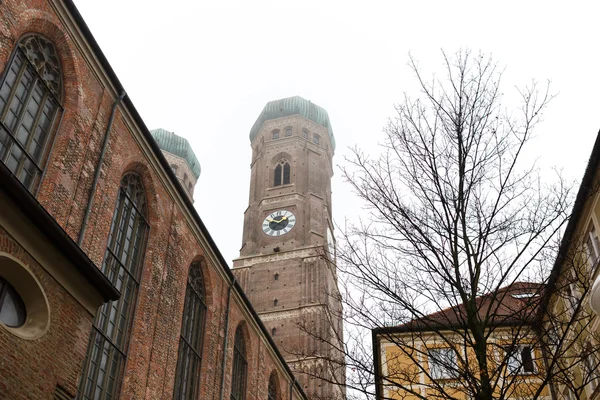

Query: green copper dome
[
  {"left": 150, "top": 128, "right": 201, "bottom": 179},
  {"left": 249, "top": 96, "right": 335, "bottom": 150}
]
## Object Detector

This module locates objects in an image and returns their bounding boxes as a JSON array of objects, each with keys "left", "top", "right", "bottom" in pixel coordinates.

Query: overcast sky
[{"left": 74, "top": 0, "right": 600, "bottom": 266}]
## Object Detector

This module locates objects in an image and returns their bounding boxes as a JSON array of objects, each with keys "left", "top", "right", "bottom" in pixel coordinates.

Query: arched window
[
  {"left": 273, "top": 159, "right": 290, "bottom": 187},
  {"left": 284, "top": 127, "right": 292, "bottom": 137},
  {"left": 173, "top": 261, "right": 207, "bottom": 399},
  {"left": 302, "top": 129, "right": 309, "bottom": 139},
  {"left": 231, "top": 325, "right": 247, "bottom": 400},
  {"left": 272, "top": 129, "right": 280, "bottom": 140},
  {"left": 79, "top": 173, "right": 149, "bottom": 400},
  {"left": 268, "top": 371, "right": 280, "bottom": 400},
  {"left": 0, "top": 34, "right": 63, "bottom": 191},
  {"left": 313, "top": 134, "right": 320, "bottom": 145},
  {"left": 170, "top": 164, "right": 178, "bottom": 174}
]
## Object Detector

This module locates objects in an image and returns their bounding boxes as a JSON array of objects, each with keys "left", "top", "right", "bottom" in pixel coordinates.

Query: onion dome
[
  {"left": 150, "top": 128, "right": 201, "bottom": 179},
  {"left": 250, "top": 96, "right": 335, "bottom": 150}
]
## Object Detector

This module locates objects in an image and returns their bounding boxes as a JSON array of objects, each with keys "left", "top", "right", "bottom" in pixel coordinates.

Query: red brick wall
[
  {"left": 0, "top": 228, "right": 93, "bottom": 400},
  {"left": 0, "top": 1, "right": 304, "bottom": 399}
]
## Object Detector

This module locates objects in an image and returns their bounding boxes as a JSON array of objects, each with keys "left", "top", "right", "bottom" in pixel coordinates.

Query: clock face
[{"left": 263, "top": 210, "right": 296, "bottom": 236}]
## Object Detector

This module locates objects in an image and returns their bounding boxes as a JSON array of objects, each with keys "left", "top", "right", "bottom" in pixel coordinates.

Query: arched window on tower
[
  {"left": 231, "top": 325, "right": 248, "bottom": 400},
  {"left": 268, "top": 371, "right": 280, "bottom": 400},
  {"left": 79, "top": 173, "right": 149, "bottom": 400},
  {"left": 273, "top": 159, "right": 290, "bottom": 187},
  {"left": 0, "top": 34, "right": 64, "bottom": 192},
  {"left": 173, "top": 261, "right": 207, "bottom": 400}
]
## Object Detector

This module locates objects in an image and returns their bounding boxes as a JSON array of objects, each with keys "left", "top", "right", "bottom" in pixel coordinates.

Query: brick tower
[{"left": 233, "top": 96, "right": 345, "bottom": 399}]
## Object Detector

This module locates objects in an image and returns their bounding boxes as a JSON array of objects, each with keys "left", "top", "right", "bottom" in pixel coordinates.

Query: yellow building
[
  {"left": 373, "top": 282, "right": 550, "bottom": 399},
  {"left": 539, "top": 131, "right": 600, "bottom": 400}
]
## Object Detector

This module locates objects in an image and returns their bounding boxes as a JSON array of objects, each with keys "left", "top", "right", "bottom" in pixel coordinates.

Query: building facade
[
  {"left": 233, "top": 97, "right": 345, "bottom": 399},
  {"left": 373, "top": 283, "right": 550, "bottom": 400},
  {"left": 0, "top": 1, "right": 309, "bottom": 399}
]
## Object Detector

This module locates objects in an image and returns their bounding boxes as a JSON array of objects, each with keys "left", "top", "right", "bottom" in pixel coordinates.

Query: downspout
[
  {"left": 289, "top": 378, "right": 296, "bottom": 400},
  {"left": 77, "top": 90, "right": 126, "bottom": 246},
  {"left": 219, "top": 278, "right": 236, "bottom": 400}
]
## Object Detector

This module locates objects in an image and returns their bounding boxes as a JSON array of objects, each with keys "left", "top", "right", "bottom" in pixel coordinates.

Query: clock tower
[{"left": 233, "top": 96, "right": 345, "bottom": 399}]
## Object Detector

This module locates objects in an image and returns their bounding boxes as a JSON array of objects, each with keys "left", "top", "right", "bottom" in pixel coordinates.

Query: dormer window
[
  {"left": 285, "top": 127, "right": 292, "bottom": 137},
  {"left": 313, "top": 134, "right": 320, "bottom": 145},
  {"left": 272, "top": 129, "right": 280, "bottom": 139}
]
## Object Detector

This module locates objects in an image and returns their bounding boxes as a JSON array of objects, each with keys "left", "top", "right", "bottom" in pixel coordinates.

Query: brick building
[
  {"left": 233, "top": 97, "right": 345, "bottom": 400},
  {"left": 0, "top": 0, "right": 318, "bottom": 399}
]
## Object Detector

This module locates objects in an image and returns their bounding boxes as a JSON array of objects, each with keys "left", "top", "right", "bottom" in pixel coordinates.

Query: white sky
[{"left": 74, "top": 0, "right": 600, "bottom": 266}]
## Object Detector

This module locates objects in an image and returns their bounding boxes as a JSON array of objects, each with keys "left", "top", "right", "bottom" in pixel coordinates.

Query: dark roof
[
  {"left": 374, "top": 282, "right": 543, "bottom": 335},
  {"left": 0, "top": 162, "right": 119, "bottom": 301}
]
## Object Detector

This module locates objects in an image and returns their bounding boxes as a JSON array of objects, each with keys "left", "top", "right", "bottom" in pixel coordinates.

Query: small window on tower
[
  {"left": 302, "top": 129, "right": 309, "bottom": 139},
  {"left": 170, "top": 164, "right": 178, "bottom": 174},
  {"left": 285, "top": 127, "right": 292, "bottom": 137},
  {"left": 274, "top": 272, "right": 279, "bottom": 281},
  {"left": 273, "top": 299, "right": 278, "bottom": 307},
  {"left": 274, "top": 159, "right": 291, "bottom": 186},
  {"left": 271, "top": 328, "right": 277, "bottom": 336},
  {"left": 313, "top": 134, "right": 320, "bottom": 145},
  {"left": 272, "top": 129, "right": 280, "bottom": 139}
]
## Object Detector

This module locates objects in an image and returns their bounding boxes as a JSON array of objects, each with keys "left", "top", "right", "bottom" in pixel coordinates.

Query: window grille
[
  {"left": 273, "top": 159, "right": 290, "bottom": 187},
  {"left": 0, "top": 34, "right": 63, "bottom": 191},
  {"left": 78, "top": 173, "right": 149, "bottom": 400},
  {"left": 230, "top": 326, "right": 247, "bottom": 400},
  {"left": 173, "top": 261, "right": 207, "bottom": 399}
]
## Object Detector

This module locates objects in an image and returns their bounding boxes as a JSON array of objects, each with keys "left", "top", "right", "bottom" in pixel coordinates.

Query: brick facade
[{"left": 0, "top": 0, "right": 307, "bottom": 399}]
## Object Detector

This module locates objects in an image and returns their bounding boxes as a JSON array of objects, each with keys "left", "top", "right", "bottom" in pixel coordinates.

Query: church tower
[{"left": 233, "top": 96, "right": 345, "bottom": 399}]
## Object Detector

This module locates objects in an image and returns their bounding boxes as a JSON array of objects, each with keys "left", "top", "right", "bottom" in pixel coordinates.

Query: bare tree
[{"left": 292, "top": 50, "right": 600, "bottom": 400}]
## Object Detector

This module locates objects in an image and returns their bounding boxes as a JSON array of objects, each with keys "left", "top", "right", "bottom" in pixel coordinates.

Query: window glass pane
[
  {"left": 0, "top": 279, "right": 26, "bottom": 327},
  {"left": 274, "top": 164, "right": 282, "bottom": 186},
  {"left": 283, "top": 163, "right": 290, "bottom": 185},
  {"left": 79, "top": 174, "right": 148, "bottom": 399}
]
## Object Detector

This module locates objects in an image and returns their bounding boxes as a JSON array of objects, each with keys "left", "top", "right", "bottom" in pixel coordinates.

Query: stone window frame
[
  {"left": 272, "top": 129, "right": 280, "bottom": 140},
  {"left": 284, "top": 127, "right": 292, "bottom": 137},
  {"left": 273, "top": 159, "right": 291, "bottom": 187},
  {"left": 78, "top": 173, "right": 149, "bottom": 400},
  {"left": 0, "top": 34, "right": 64, "bottom": 193},
  {"left": 0, "top": 253, "right": 50, "bottom": 340},
  {"left": 173, "top": 261, "right": 207, "bottom": 400}
]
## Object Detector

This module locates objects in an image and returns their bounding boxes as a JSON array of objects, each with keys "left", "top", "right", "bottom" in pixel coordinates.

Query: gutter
[{"left": 0, "top": 161, "right": 119, "bottom": 301}]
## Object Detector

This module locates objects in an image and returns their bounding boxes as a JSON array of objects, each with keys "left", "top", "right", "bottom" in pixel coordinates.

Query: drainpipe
[
  {"left": 219, "top": 278, "right": 236, "bottom": 400},
  {"left": 289, "top": 378, "right": 296, "bottom": 400},
  {"left": 77, "top": 90, "right": 126, "bottom": 246}
]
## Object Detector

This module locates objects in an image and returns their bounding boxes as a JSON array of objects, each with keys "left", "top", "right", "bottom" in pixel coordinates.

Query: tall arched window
[
  {"left": 230, "top": 325, "right": 247, "bottom": 400},
  {"left": 173, "top": 261, "right": 207, "bottom": 400},
  {"left": 273, "top": 159, "right": 290, "bottom": 187},
  {"left": 0, "top": 34, "right": 63, "bottom": 191},
  {"left": 267, "top": 371, "right": 280, "bottom": 400},
  {"left": 79, "top": 173, "right": 149, "bottom": 400}
]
